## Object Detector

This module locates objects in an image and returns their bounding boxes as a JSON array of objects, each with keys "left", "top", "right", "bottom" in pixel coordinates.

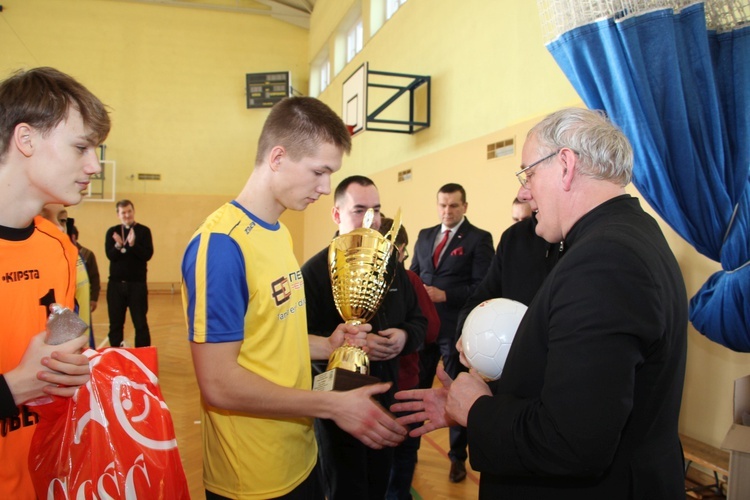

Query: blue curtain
[{"left": 543, "top": 2, "right": 750, "bottom": 350}]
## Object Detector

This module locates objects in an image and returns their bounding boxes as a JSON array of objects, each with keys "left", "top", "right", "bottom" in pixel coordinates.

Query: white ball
[{"left": 461, "top": 298, "right": 527, "bottom": 381}]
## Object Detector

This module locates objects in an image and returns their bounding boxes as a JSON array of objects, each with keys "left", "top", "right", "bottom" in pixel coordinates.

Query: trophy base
[{"left": 313, "top": 368, "right": 379, "bottom": 392}]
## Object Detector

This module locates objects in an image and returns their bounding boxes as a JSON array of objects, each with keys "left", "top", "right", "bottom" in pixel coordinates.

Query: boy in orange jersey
[{"left": 0, "top": 67, "right": 110, "bottom": 498}]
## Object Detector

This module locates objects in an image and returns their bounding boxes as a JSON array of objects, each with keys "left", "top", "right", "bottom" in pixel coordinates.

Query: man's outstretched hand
[{"left": 390, "top": 365, "right": 456, "bottom": 438}]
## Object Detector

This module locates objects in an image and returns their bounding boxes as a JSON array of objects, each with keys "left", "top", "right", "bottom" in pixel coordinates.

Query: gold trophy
[{"left": 312, "top": 209, "right": 402, "bottom": 391}]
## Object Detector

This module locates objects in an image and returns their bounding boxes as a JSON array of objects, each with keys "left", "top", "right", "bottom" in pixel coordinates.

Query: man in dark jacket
[
  {"left": 394, "top": 108, "right": 688, "bottom": 499},
  {"left": 105, "top": 199, "right": 154, "bottom": 347},
  {"left": 457, "top": 213, "right": 560, "bottom": 330},
  {"left": 302, "top": 175, "right": 427, "bottom": 500}
]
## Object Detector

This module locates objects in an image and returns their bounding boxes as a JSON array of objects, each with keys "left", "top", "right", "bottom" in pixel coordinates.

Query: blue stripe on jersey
[
  {"left": 230, "top": 200, "right": 280, "bottom": 231},
  {"left": 182, "top": 237, "right": 200, "bottom": 341},
  {"left": 182, "top": 232, "right": 249, "bottom": 343}
]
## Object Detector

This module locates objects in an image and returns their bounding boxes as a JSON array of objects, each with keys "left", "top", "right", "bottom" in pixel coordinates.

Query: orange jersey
[{"left": 0, "top": 216, "right": 77, "bottom": 499}]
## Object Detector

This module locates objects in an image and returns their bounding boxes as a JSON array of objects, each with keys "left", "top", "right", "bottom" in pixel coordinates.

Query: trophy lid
[{"left": 336, "top": 208, "right": 401, "bottom": 243}]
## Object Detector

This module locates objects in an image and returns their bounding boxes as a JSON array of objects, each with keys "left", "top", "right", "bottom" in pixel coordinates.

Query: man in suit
[
  {"left": 409, "top": 183, "right": 493, "bottom": 482},
  {"left": 458, "top": 212, "right": 561, "bottom": 332},
  {"left": 394, "top": 108, "right": 688, "bottom": 499}
]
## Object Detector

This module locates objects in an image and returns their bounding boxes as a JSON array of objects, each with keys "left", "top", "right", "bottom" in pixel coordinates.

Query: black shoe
[{"left": 449, "top": 460, "right": 467, "bottom": 483}]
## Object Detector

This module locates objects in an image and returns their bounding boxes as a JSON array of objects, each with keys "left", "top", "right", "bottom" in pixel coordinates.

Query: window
[
  {"left": 319, "top": 59, "right": 330, "bottom": 93},
  {"left": 310, "top": 52, "right": 330, "bottom": 97},
  {"left": 346, "top": 18, "right": 363, "bottom": 63},
  {"left": 386, "top": 0, "right": 407, "bottom": 20}
]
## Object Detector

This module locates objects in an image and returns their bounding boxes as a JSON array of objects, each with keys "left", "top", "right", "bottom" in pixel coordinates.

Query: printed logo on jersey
[
  {"left": 244, "top": 221, "right": 257, "bottom": 234},
  {"left": 278, "top": 297, "right": 306, "bottom": 320},
  {"left": 288, "top": 270, "right": 303, "bottom": 291},
  {"left": 271, "top": 276, "right": 292, "bottom": 306},
  {"left": 2, "top": 269, "right": 41, "bottom": 283},
  {"left": 1, "top": 406, "right": 39, "bottom": 437},
  {"left": 270, "top": 271, "right": 304, "bottom": 306}
]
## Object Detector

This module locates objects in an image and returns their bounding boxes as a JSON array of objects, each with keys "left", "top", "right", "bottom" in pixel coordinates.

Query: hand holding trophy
[{"left": 313, "top": 209, "right": 402, "bottom": 391}]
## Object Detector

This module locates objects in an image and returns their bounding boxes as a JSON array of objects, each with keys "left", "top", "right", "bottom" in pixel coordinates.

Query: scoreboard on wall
[{"left": 246, "top": 71, "right": 291, "bottom": 109}]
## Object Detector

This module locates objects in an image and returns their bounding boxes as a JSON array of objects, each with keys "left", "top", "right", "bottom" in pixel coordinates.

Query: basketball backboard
[
  {"left": 84, "top": 160, "right": 116, "bottom": 202},
  {"left": 342, "top": 62, "right": 430, "bottom": 135},
  {"left": 342, "top": 63, "right": 367, "bottom": 136}
]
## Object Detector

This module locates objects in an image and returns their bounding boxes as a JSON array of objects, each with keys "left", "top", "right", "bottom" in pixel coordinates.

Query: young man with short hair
[
  {"left": 181, "top": 97, "right": 406, "bottom": 500},
  {"left": 301, "top": 175, "right": 427, "bottom": 500},
  {"left": 0, "top": 67, "right": 110, "bottom": 499}
]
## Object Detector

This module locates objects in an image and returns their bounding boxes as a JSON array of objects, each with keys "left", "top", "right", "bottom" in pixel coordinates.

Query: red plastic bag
[{"left": 29, "top": 347, "right": 190, "bottom": 499}]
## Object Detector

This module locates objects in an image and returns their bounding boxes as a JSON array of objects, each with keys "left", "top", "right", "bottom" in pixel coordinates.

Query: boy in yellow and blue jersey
[{"left": 181, "top": 96, "right": 406, "bottom": 500}]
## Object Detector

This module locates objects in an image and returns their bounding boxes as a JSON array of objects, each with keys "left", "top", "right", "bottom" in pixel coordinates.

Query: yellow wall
[
  {"left": 311, "top": 0, "right": 581, "bottom": 179},
  {"left": 0, "top": 0, "right": 309, "bottom": 283},
  {"left": 304, "top": 0, "right": 582, "bottom": 257},
  {"left": 1, "top": 0, "right": 747, "bottom": 452}
]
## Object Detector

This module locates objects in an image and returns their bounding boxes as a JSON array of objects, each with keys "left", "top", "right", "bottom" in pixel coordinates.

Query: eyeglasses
[{"left": 515, "top": 150, "right": 559, "bottom": 188}]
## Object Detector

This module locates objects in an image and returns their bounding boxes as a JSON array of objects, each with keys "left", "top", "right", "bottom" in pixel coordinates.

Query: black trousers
[
  {"left": 205, "top": 462, "right": 323, "bottom": 499},
  {"left": 315, "top": 417, "right": 394, "bottom": 500},
  {"left": 107, "top": 281, "right": 151, "bottom": 347}
]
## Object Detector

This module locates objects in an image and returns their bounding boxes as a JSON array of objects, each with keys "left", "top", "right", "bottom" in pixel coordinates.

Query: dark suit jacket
[
  {"left": 467, "top": 196, "right": 688, "bottom": 499},
  {"left": 410, "top": 218, "right": 493, "bottom": 342},
  {"left": 457, "top": 214, "right": 561, "bottom": 332}
]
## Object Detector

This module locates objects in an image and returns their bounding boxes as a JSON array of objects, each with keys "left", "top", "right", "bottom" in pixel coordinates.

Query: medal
[{"left": 120, "top": 224, "right": 131, "bottom": 254}]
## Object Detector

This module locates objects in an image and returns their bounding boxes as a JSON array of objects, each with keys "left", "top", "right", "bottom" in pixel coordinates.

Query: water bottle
[
  {"left": 45, "top": 303, "right": 88, "bottom": 345},
  {"left": 27, "top": 305, "right": 88, "bottom": 406}
]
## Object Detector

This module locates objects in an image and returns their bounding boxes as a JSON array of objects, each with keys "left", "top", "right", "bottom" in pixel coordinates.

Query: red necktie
[{"left": 433, "top": 229, "right": 451, "bottom": 268}]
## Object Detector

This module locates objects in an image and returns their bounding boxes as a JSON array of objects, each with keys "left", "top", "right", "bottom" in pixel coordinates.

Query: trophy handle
[
  {"left": 384, "top": 208, "right": 402, "bottom": 245},
  {"left": 363, "top": 208, "right": 375, "bottom": 229}
]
